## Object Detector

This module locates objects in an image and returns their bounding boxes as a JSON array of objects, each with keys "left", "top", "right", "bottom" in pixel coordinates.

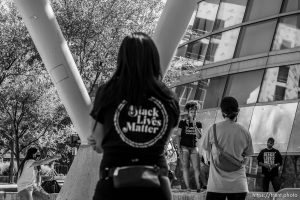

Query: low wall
[{"left": 0, "top": 191, "right": 274, "bottom": 200}]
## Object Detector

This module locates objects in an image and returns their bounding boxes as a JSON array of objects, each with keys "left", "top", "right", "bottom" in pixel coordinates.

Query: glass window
[
  {"left": 235, "top": 20, "right": 277, "bottom": 57},
  {"left": 205, "top": 28, "right": 240, "bottom": 64},
  {"left": 272, "top": 14, "right": 300, "bottom": 51},
  {"left": 244, "top": 0, "right": 283, "bottom": 22},
  {"left": 224, "top": 70, "right": 264, "bottom": 105},
  {"left": 185, "top": 38, "right": 210, "bottom": 64},
  {"left": 249, "top": 103, "right": 298, "bottom": 153},
  {"left": 215, "top": 106, "right": 255, "bottom": 130},
  {"left": 277, "top": 66, "right": 289, "bottom": 83},
  {"left": 258, "top": 65, "right": 300, "bottom": 102},
  {"left": 213, "top": 0, "right": 247, "bottom": 31},
  {"left": 197, "top": 109, "right": 218, "bottom": 153},
  {"left": 287, "top": 101, "right": 300, "bottom": 153},
  {"left": 176, "top": 82, "right": 199, "bottom": 112},
  {"left": 194, "top": 76, "right": 228, "bottom": 109},
  {"left": 192, "top": 0, "right": 220, "bottom": 37},
  {"left": 197, "top": 110, "right": 218, "bottom": 134},
  {"left": 281, "top": 0, "right": 300, "bottom": 13}
]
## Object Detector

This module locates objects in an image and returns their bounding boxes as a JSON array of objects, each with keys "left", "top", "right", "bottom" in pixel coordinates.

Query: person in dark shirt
[
  {"left": 257, "top": 137, "right": 283, "bottom": 192},
  {"left": 88, "top": 32, "right": 180, "bottom": 200},
  {"left": 175, "top": 101, "right": 202, "bottom": 192}
]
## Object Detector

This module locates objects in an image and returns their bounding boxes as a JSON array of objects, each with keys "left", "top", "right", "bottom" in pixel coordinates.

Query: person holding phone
[{"left": 175, "top": 101, "right": 202, "bottom": 192}]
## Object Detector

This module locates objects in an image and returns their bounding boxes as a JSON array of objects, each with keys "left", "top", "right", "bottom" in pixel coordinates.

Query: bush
[{"left": 0, "top": 161, "right": 17, "bottom": 176}]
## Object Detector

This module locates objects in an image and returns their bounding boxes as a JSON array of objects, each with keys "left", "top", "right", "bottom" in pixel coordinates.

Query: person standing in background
[
  {"left": 202, "top": 96, "right": 254, "bottom": 200},
  {"left": 257, "top": 137, "right": 282, "bottom": 192},
  {"left": 175, "top": 101, "right": 202, "bottom": 192},
  {"left": 17, "top": 147, "right": 60, "bottom": 200}
]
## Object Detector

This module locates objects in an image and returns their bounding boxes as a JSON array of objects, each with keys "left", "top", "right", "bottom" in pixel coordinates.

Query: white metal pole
[
  {"left": 153, "top": 0, "right": 198, "bottom": 75},
  {"left": 13, "top": 0, "right": 91, "bottom": 144}
]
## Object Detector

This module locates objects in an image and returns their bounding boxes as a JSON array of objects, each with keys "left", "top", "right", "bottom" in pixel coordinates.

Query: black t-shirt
[
  {"left": 257, "top": 148, "right": 283, "bottom": 176},
  {"left": 178, "top": 119, "right": 202, "bottom": 148},
  {"left": 90, "top": 91, "right": 180, "bottom": 171}
]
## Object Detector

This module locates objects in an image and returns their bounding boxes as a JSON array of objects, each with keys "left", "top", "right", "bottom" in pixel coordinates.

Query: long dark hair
[
  {"left": 17, "top": 147, "right": 37, "bottom": 178},
  {"left": 94, "top": 32, "right": 175, "bottom": 111}
]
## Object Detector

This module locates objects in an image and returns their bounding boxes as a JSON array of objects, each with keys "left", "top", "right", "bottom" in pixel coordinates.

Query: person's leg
[
  {"left": 206, "top": 192, "right": 226, "bottom": 200},
  {"left": 180, "top": 146, "right": 190, "bottom": 190},
  {"left": 271, "top": 175, "right": 281, "bottom": 192},
  {"left": 190, "top": 148, "right": 201, "bottom": 190},
  {"left": 33, "top": 186, "right": 51, "bottom": 200},
  {"left": 262, "top": 174, "right": 270, "bottom": 192},
  {"left": 199, "top": 164, "right": 208, "bottom": 189},
  {"left": 227, "top": 192, "right": 247, "bottom": 200},
  {"left": 18, "top": 187, "right": 33, "bottom": 200}
]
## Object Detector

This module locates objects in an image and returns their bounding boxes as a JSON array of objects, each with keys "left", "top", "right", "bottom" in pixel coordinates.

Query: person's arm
[
  {"left": 257, "top": 150, "right": 270, "bottom": 169},
  {"left": 194, "top": 122, "right": 202, "bottom": 139},
  {"left": 271, "top": 150, "right": 283, "bottom": 169},
  {"left": 34, "top": 167, "right": 42, "bottom": 186},
  {"left": 31, "top": 155, "right": 61, "bottom": 167},
  {"left": 88, "top": 118, "right": 104, "bottom": 154}
]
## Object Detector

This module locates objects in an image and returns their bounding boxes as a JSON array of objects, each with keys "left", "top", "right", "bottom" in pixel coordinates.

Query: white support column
[
  {"left": 153, "top": 0, "right": 198, "bottom": 75},
  {"left": 13, "top": 0, "right": 91, "bottom": 144},
  {"left": 14, "top": 1, "right": 101, "bottom": 199}
]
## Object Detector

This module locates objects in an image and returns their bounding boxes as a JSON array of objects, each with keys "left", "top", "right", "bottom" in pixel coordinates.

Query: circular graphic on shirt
[{"left": 114, "top": 97, "right": 168, "bottom": 148}]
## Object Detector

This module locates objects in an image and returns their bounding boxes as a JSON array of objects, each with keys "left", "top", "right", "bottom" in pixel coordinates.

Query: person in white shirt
[{"left": 17, "top": 147, "right": 61, "bottom": 200}]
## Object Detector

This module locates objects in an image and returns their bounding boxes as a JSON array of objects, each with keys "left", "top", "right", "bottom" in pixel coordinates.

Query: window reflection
[
  {"left": 191, "top": 0, "right": 220, "bottom": 38},
  {"left": 215, "top": 106, "right": 255, "bottom": 130},
  {"left": 205, "top": 28, "right": 240, "bottom": 64},
  {"left": 272, "top": 14, "right": 300, "bottom": 51},
  {"left": 194, "top": 76, "right": 227, "bottom": 109},
  {"left": 186, "top": 38, "right": 210, "bottom": 62},
  {"left": 235, "top": 20, "right": 277, "bottom": 57},
  {"left": 197, "top": 109, "right": 218, "bottom": 153},
  {"left": 224, "top": 70, "right": 264, "bottom": 105},
  {"left": 244, "top": 0, "right": 282, "bottom": 22},
  {"left": 249, "top": 103, "right": 298, "bottom": 153},
  {"left": 287, "top": 102, "right": 300, "bottom": 153},
  {"left": 175, "top": 82, "right": 199, "bottom": 112},
  {"left": 213, "top": 0, "right": 247, "bottom": 31},
  {"left": 197, "top": 110, "right": 218, "bottom": 134},
  {"left": 281, "top": 0, "right": 300, "bottom": 13},
  {"left": 258, "top": 65, "right": 300, "bottom": 102}
]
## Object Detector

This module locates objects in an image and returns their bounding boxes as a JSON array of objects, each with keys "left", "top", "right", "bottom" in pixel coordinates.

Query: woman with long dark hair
[
  {"left": 88, "top": 32, "right": 180, "bottom": 200},
  {"left": 17, "top": 147, "right": 60, "bottom": 200}
]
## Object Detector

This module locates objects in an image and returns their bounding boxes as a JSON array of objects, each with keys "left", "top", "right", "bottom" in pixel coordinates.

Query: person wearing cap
[{"left": 202, "top": 96, "right": 254, "bottom": 200}]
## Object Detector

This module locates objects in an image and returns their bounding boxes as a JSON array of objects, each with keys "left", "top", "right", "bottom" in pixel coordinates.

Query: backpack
[
  {"left": 41, "top": 180, "right": 61, "bottom": 193},
  {"left": 212, "top": 124, "right": 243, "bottom": 172}
]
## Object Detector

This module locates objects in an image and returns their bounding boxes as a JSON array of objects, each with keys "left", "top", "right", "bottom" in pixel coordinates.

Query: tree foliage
[{"left": 51, "top": 0, "right": 164, "bottom": 94}]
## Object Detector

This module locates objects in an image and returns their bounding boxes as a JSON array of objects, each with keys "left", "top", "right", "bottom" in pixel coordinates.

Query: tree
[
  {"left": 0, "top": 73, "right": 66, "bottom": 182},
  {"left": 51, "top": 0, "right": 165, "bottom": 95},
  {"left": 0, "top": 0, "right": 41, "bottom": 86}
]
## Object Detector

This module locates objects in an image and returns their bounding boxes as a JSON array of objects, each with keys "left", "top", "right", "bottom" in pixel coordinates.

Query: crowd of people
[{"left": 17, "top": 32, "right": 283, "bottom": 200}]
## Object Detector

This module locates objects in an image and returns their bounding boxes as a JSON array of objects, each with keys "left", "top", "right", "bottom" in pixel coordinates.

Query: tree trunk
[
  {"left": 9, "top": 140, "right": 15, "bottom": 183},
  {"left": 15, "top": 133, "right": 20, "bottom": 169}
]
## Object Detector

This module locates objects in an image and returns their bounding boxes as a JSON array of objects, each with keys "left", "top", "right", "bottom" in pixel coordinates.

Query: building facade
[{"left": 166, "top": 0, "right": 300, "bottom": 190}]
